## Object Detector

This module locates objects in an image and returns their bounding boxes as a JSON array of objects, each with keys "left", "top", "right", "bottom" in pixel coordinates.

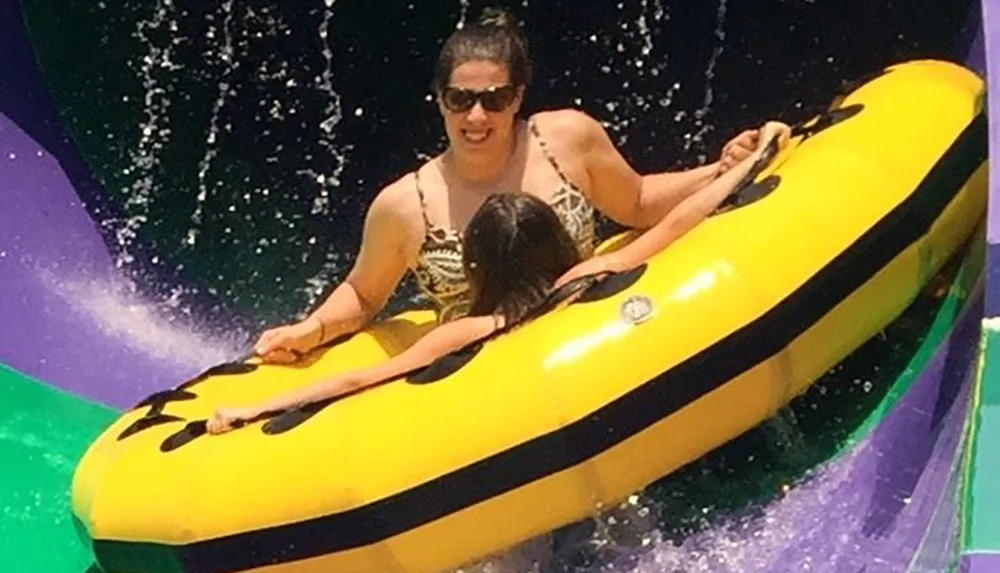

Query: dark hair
[
  {"left": 463, "top": 193, "right": 581, "bottom": 325},
  {"left": 432, "top": 7, "right": 532, "bottom": 92}
]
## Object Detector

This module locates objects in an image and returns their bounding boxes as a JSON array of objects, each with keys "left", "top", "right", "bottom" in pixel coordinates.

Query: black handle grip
[{"left": 521, "top": 272, "right": 610, "bottom": 323}]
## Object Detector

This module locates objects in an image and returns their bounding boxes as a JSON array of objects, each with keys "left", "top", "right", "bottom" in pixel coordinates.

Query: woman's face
[{"left": 438, "top": 59, "right": 524, "bottom": 158}]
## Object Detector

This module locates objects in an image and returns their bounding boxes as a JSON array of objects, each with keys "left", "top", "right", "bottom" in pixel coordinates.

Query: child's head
[{"left": 463, "top": 192, "right": 582, "bottom": 324}]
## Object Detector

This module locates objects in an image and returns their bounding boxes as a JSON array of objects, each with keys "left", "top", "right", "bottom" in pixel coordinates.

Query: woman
[
  {"left": 209, "top": 120, "right": 788, "bottom": 433},
  {"left": 253, "top": 7, "right": 762, "bottom": 364}
]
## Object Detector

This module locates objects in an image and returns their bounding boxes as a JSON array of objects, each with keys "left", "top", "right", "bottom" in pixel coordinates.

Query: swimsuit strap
[
  {"left": 530, "top": 118, "right": 574, "bottom": 185},
  {"left": 413, "top": 169, "right": 434, "bottom": 233}
]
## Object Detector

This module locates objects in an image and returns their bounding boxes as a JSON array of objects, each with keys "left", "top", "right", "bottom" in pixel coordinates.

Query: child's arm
[
  {"left": 611, "top": 122, "right": 788, "bottom": 266},
  {"left": 557, "top": 121, "right": 790, "bottom": 285},
  {"left": 208, "top": 314, "right": 498, "bottom": 433}
]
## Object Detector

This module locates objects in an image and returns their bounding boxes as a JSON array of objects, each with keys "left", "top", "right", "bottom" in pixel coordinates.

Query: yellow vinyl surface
[{"left": 72, "top": 60, "right": 988, "bottom": 573}]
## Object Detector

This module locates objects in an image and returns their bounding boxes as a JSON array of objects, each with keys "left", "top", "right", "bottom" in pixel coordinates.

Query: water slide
[{"left": 0, "top": 0, "right": 996, "bottom": 571}]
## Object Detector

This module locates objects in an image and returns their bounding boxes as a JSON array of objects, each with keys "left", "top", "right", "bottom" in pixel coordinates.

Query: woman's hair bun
[{"left": 477, "top": 7, "right": 514, "bottom": 29}]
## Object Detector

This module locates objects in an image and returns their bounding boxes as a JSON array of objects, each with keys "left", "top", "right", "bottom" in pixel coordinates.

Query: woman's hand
[
  {"left": 717, "top": 128, "right": 760, "bottom": 175},
  {"left": 207, "top": 406, "right": 264, "bottom": 435},
  {"left": 253, "top": 317, "right": 323, "bottom": 364},
  {"left": 554, "top": 253, "right": 632, "bottom": 289},
  {"left": 717, "top": 122, "right": 791, "bottom": 174}
]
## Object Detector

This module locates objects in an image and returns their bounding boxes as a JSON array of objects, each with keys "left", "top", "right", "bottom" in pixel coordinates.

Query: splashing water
[
  {"left": 190, "top": 0, "right": 237, "bottom": 247},
  {"left": 589, "top": 0, "right": 677, "bottom": 145},
  {"left": 98, "top": 0, "right": 361, "bottom": 321},
  {"left": 457, "top": 0, "right": 469, "bottom": 29},
  {"left": 683, "top": 0, "right": 728, "bottom": 152},
  {"left": 308, "top": 0, "right": 347, "bottom": 217},
  {"left": 583, "top": 0, "right": 729, "bottom": 167},
  {"left": 35, "top": 266, "right": 246, "bottom": 370},
  {"left": 292, "top": 0, "right": 353, "bottom": 308},
  {"left": 444, "top": 439, "right": 884, "bottom": 573},
  {"left": 105, "top": 0, "right": 180, "bottom": 269}
]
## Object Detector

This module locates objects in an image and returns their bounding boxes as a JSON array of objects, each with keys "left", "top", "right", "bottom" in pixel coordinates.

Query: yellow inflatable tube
[{"left": 72, "top": 59, "right": 988, "bottom": 573}]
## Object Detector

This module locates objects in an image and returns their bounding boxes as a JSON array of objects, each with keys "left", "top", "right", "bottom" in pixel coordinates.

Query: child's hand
[
  {"left": 717, "top": 128, "right": 760, "bottom": 174},
  {"left": 756, "top": 121, "right": 791, "bottom": 151},
  {"left": 207, "top": 406, "right": 263, "bottom": 435},
  {"left": 555, "top": 253, "right": 629, "bottom": 289}
]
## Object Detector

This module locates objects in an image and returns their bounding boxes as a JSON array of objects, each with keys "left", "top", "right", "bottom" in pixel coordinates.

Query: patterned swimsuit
[{"left": 411, "top": 120, "right": 596, "bottom": 323}]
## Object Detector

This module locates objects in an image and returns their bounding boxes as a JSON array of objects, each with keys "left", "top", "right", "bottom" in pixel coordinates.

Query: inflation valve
[{"left": 620, "top": 295, "right": 654, "bottom": 324}]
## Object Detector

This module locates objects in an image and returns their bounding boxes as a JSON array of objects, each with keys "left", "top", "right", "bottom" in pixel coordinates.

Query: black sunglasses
[{"left": 440, "top": 85, "right": 519, "bottom": 113}]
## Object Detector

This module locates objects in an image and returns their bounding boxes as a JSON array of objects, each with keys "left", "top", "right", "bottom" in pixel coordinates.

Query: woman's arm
[
  {"left": 543, "top": 110, "right": 758, "bottom": 230},
  {"left": 309, "top": 181, "right": 416, "bottom": 340},
  {"left": 253, "top": 178, "right": 416, "bottom": 363},
  {"left": 556, "top": 122, "right": 789, "bottom": 285},
  {"left": 635, "top": 162, "right": 724, "bottom": 223},
  {"left": 607, "top": 123, "right": 787, "bottom": 267},
  {"left": 209, "top": 315, "right": 498, "bottom": 433}
]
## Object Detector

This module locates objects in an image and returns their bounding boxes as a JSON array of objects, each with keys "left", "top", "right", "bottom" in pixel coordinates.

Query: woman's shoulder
[
  {"left": 369, "top": 155, "right": 441, "bottom": 214},
  {"left": 361, "top": 171, "right": 430, "bottom": 241},
  {"left": 529, "top": 108, "right": 605, "bottom": 150},
  {"left": 370, "top": 173, "right": 415, "bottom": 212}
]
